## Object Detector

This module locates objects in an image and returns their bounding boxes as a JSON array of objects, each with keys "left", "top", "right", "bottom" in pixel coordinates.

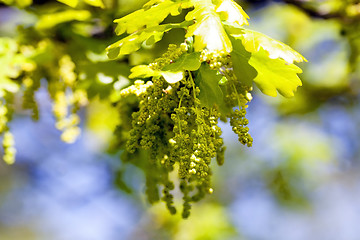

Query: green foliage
[
  {"left": 194, "top": 64, "right": 223, "bottom": 108},
  {"left": 249, "top": 49, "right": 303, "bottom": 97},
  {"left": 0, "top": 0, "right": 308, "bottom": 218}
]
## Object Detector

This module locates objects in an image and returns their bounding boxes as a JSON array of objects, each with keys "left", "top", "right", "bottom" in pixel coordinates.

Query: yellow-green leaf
[
  {"left": 107, "top": 24, "right": 174, "bottom": 59},
  {"left": 36, "top": 10, "right": 91, "bottom": 30},
  {"left": 162, "top": 52, "right": 201, "bottom": 72},
  {"left": 249, "top": 49, "right": 303, "bottom": 97},
  {"left": 114, "top": 0, "right": 190, "bottom": 35},
  {"left": 185, "top": 1, "right": 232, "bottom": 52},
  {"left": 83, "top": 0, "right": 104, "bottom": 8},
  {"left": 57, "top": 0, "right": 78, "bottom": 8},
  {"left": 214, "top": 0, "right": 249, "bottom": 26},
  {"left": 129, "top": 65, "right": 160, "bottom": 79},
  {"left": 240, "top": 29, "right": 307, "bottom": 64}
]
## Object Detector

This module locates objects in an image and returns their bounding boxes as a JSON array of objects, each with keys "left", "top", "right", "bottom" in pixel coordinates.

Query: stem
[
  {"left": 188, "top": 71, "right": 203, "bottom": 143},
  {"left": 178, "top": 93, "right": 184, "bottom": 136},
  {"left": 230, "top": 81, "right": 242, "bottom": 109}
]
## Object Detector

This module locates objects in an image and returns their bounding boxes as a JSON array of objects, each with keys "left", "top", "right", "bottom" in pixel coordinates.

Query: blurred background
[{"left": 1, "top": 0, "right": 360, "bottom": 239}]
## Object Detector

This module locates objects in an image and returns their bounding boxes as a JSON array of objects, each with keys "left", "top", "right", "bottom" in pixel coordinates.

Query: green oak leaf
[
  {"left": 129, "top": 65, "right": 160, "bottom": 79},
  {"left": 106, "top": 24, "right": 173, "bottom": 59},
  {"left": 129, "top": 65, "right": 183, "bottom": 84},
  {"left": 83, "top": 0, "right": 104, "bottom": 8},
  {"left": 57, "top": 0, "right": 78, "bottom": 7},
  {"left": 249, "top": 49, "right": 303, "bottom": 97},
  {"left": 195, "top": 64, "right": 224, "bottom": 108},
  {"left": 240, "top": 29, "right": 307, "bottom": 64},
  {"left": 162, "top": 52, "right": 201, "bottom": 72},
  {"left": 57, "top": 0, "right": 104, "bottom": 8},
  {"left": 229, "top": 36, "right": 257, "bottom": 86},
  {"left": 36, "top": 10, "right": 91, "bottom": 30},
  {"left": 214, "top": 0, "right": 249, "bottom": 26},
  {"left": 114, "top": 0, "right": 192, "bottom": 35},
  {"left": 185, "top": 0, "right": 232, "bottom": 52}
]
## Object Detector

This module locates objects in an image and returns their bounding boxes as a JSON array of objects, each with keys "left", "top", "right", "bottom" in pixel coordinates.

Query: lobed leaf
[
  {"left": 185, "top": 0, "right": 232, "bottom": 52},
  {"left": 36, "top": 10, "right": 91, "bottom": 30},
  {"left": 106, "top": 24, "right": 173, "bottom": 59},
  {"left": 57, "top": 0, "right": 78, "bottom": 8},
  {"left": 239, "top": 29, "right": 307, "bottom": 64},
  {"left": 214, "top": 0, "right": 249, "bottom": 26},
  {"left": 83, "top": 0, "right": 105, "bottom": 8},
  {"left": 249, "top": 49, "right": 303, "bottom": 97},
  {"left": 162, "top": 52, "right": 201, "bottom": 72},
  {"left": 114, "top": 0, "right": 192, "bottom": 35},
  {"left": 229, "top": 36, "right": 257, "bottom": 86},
  {"left": 129, "top": 65, "right": 184, "bottom": 84},
  {"left": 195, "top": 64, "right": 224, "bottom": 108},
  {"left": 129, "top": 65, "right": 160, "bottom": 79}
]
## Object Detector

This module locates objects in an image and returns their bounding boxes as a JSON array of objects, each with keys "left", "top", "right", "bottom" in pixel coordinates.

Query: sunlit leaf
[
  {"left": 129, "top": 65, "right": 160, "bottom": 79},
  {"left": 249, "top": 49, "right": 303, "bottom": 97},
  {"left": 129, "top": 65, "right": 184, "bottom": 84},
  {"left": 114, "top": 0, "right": 192, "bottom": 35},
  {"left": 240, "top": 29, "right": 307, "bottom": 64},
  {"left": 162, "top": 52, "right": 201, "bottom": 72},
  {"left": 185, "top": 1, "right": 232, "bottom": 52},
  {"left": 161, "top": 71, "right": 184, "bottom": 84},
  {"left": 83, "top": 0, "right": 104, "bottom": 8},
  {"left": 36, "top": 10, "right": 91, "bottom": 30},
  {"left": 107, "top": 24, "right": 173, "bottom": 59},
  {"left": 57, "top": 0, "right": 78, "bottom": 8},
  {"left": 214, "top": 0, "right": 249, "bottom": 26}
]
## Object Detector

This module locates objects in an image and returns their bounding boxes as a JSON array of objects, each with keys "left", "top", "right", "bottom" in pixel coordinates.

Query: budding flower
[
  {"left": 180, "top": 43, "right": 188, "bottom": 52},
  {"left": 189, "top": 169, "right": 196, "bottom": 174}
]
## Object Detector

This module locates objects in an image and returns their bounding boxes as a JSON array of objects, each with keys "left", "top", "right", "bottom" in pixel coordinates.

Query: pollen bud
[{"left": 189, "top": 169, "right": 196, "bottom": 174}]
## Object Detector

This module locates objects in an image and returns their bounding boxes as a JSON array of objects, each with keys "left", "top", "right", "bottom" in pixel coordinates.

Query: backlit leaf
[
  {"left": 57, "top": 0, "right": 78, "bottom": 8},
  {"left": 162, "top": 52, "right": 201, "bottom": 72},
  {"left": 214, "top": 0, "right": 249, "bottom": 26},
  {"left": 36, "top": 10, "right": 91, "bottom": 30},
  {"left": 240, "top": 29, "right": 307, "bottom": 64},
  {"left": 185, "top": 1, "right": 232, "bottom": 52},
  {"left": 107, "top": 24, "right": 174, "bottom": 59},
  {"left": 114, "top": 0, "right": 192, "bottom": 35},
  {"left": 83, "top": 0, "right": 104, "bottom": 8},
  {"left": 129, "top": 65, "right": 184, "bottom": 84},
  {"left": 249, "top": 49, "right": 303, "bottom": 97},
  {"left": 129, "top": 65, "right": 160, "bottom": 79}
]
